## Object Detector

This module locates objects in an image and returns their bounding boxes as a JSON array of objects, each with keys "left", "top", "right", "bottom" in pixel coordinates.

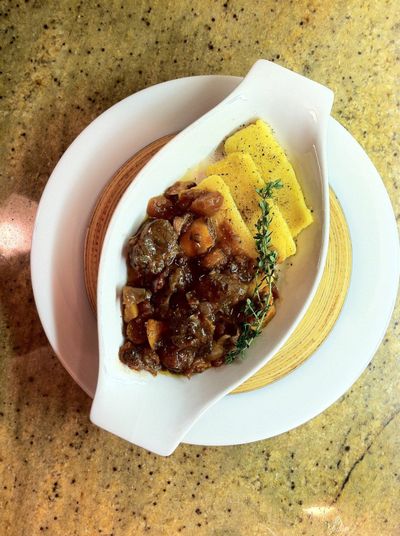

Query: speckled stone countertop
[{"left": 0, "top": 1, "right": 399, "bottom": 534}]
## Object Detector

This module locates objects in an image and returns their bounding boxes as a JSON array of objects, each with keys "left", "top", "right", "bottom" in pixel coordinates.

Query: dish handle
[
  {"left": 235, "top": 59, "right": 334, "bottom": 127},
  {"left": 90, "top": 370, "right": 199, "bottom": 456}
]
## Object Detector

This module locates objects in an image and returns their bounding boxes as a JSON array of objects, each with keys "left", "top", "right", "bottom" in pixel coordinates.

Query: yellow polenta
[
  {"left": 194, "top": 175, "right": 257, "bottom": 259},
  {"left": 207, "top": 152, "right": 296, "bottom": 262},
  {"left": 224, "top": 119, "right": 313, "bottom": 237}
]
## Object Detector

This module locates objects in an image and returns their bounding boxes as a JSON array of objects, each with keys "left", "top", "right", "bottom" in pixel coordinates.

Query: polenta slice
[
  {"left": 194, "top": 174, "right": 257, "bottom": 259},
  {"left": 207, "top": 152, "right": 296, "bottom": 262},
  {"left": 224, "top": 119, "right": 313, "bottom": 237}
]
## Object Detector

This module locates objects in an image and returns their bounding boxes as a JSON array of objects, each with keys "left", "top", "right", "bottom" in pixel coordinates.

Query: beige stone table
[{"left": 0, "top": 1, "right": 399, "bottom": 534}]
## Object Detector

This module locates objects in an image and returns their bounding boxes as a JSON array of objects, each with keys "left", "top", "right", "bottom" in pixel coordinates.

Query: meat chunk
[
  {"left": 126, "top": 317, "right": 147, "bottom": 344},
  {"left": 170, "top": 302, "right": 215, "bottom": 351},
  {"left": 195, "top": 271, "right": 250, "bottom": 313},
  {"left": 164, "top": 180, "right": 196, "bottom": 199},
  {"left": 224, "top": 255, "right": 256, "bottom": 283},
  {"left": 147, "top": 195, "right": 175, "bottom": 219},
  {"left": 159, "top": 346, "right": 196, "bottom": 373},
  {"left": 119, "top": 342, "right": 161, "bottom": 375},
  {"left": 138, "top": 299, "right": 154, "bottom": 319},
  {"left": 168, "top": 263, "right": 193, "bottom": 293},
  {"left": 177, "top": 189, "right": 223, "bottom": 217},
  {"left": 201, "top": 248, "right": 226, "bottom": 269},
  {"left": 129, "top": 219, "right": 178, "bottom": 276},
  {"left": 177, "top": 189, "right": 203, "bottom": 211},
  {"left": 186, "top": 358, "right": 212, "bottom": 375},
  {"left": 190, "top": 190, "right": 223, "bottom": 216}
]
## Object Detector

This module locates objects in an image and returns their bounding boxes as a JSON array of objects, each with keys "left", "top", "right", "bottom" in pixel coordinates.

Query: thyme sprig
[{"left": 225, "top": 179, "right": 283, "bottom": 364}]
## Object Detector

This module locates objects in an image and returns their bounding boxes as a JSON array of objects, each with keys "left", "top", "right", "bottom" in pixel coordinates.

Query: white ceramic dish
[
  {"left": 89, "top": 60, "right": 333, "bottom": 455},
  {"left": 31, "top": 74, "right": 400, "bottom": 448}
]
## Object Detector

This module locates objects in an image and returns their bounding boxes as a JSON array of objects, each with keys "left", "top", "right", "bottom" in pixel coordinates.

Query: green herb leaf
[{"left": 225, "top": 180, "right": 282, "bottom": 364}]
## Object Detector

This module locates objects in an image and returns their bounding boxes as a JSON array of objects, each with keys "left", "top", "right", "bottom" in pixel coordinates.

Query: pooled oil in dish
[{"left": 180, "top": 144, "right": 225, "bottom": 184}]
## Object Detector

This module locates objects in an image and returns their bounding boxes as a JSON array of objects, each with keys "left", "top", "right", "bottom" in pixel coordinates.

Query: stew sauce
[{"left": 119, "top": 181, "right": 256, "bottom": 376}]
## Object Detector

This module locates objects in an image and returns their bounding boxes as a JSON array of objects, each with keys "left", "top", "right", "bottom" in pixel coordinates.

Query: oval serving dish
[{"left": 90, "top": 60, "right": 334, "bottom": 455}]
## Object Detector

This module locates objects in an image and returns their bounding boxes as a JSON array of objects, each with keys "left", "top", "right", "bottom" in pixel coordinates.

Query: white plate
[
  {"left": 92, "top": 61, "right": 333, "bottom": 455},
  {"left": 31, "top": 75, "right": 400, "bottom": 446}
]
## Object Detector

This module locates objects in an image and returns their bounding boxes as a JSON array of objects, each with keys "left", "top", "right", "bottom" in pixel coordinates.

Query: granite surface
[{"left": 0, "top": 0, "right": 399, "bottom": 534}]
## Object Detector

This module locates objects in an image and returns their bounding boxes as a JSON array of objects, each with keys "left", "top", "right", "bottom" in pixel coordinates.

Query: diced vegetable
[
  {"left": 122, "top": 286, "right": 150, "bottom": 322},
  {"left": 179, "top": 218, "right": 215, "bottom": 257},
  {"left": 122, "top": 286, "right": 151, "bottom": 305},
  {"left": 146, "top": 319, "right": 167, "bottom": 349},
  {"left": 123, "top": 302, "right": 139, "bottom": 322}
]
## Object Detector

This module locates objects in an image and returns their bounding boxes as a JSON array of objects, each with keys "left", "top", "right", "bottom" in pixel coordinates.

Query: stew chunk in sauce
[{"left": 119, "top": 181, "right": 256, "bottom": 376}]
